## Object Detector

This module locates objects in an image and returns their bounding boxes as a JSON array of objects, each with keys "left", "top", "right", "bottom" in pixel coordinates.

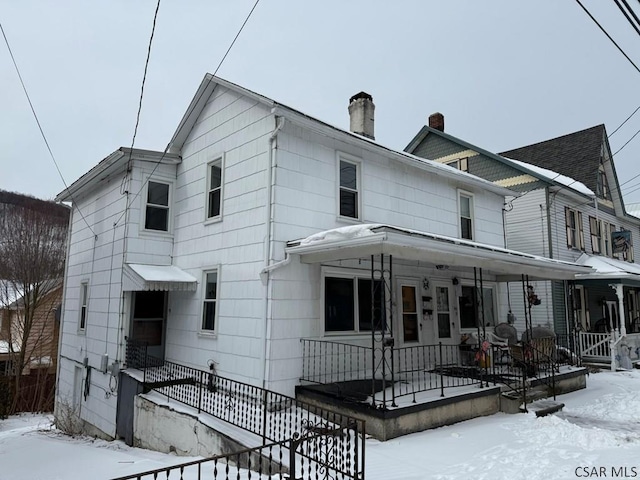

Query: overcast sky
[{"left": 3, "top": 1, "right": 640, "bottom": 204}]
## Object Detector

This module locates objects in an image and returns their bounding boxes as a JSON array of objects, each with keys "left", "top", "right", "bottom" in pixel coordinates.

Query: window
[
  {"left": 459, "top": 285, "right": 496, "bottom": 329},
  {"left": 339, "top": 157, "right": 360, "bottom": 219},
  {"left": 446, "top": 157, "right": 469, "bottom": 172},
  {"left": 459, "top": 192, "right": 474, "bottom": 240},
  {"left": 79, "top": 282, "right": 88, "bottom": 331},
  {"left": 145, "top": 181, "right": 170, "bottom": 231},
  {"left": 623, "top": 231, "right": 635, "bottom": 263},
  {"left": 206, "top": 157, "right": 223, "bottom": 220},
  {"left": 565, "top": 207, "right": 584, "bottom": 250},
  {"left": 611, "top": 224, "right": 618, "bottom": 258},
  {"left": 202, "top": 271, "right": 218, "bottom": 332},
  {"left": 324, "top": 276, "right": 383, "bottom": 332},
  {"left": 597, "top": 167, "right": 610, "bottom": 200},
  {"left": 602, "top": 220, "right": 612, "bottom": 256},
  {"left": 589, "top": 216, "right": 601, "bottom": 254}
]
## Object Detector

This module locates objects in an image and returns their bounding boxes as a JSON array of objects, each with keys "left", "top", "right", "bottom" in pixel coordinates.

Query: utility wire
[
  {"left": 0, "top": 21, "right": 96, "bottom": 236},
  {"left": 113, "top": 0, "right": 262, "bottom": 228},
  {"left": 610, "top": 104, "right": 640, "bottom": 136},
  {"left": 614, "top": 0, "right": 640, "bottom": 36},
  {"left": 574, "top": 0, "right": 640, "bottom": 74}
]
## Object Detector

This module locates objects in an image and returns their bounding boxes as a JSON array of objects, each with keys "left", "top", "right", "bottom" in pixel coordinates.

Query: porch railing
[
  {"left": 124, "top": 339, "right": 365, "bottom": 480},
  {"left": 300, "top": 339, "right": 482, "bottom": 407},
  {"left": 579, "top": 332, "right": 611, "bottom": 361}
]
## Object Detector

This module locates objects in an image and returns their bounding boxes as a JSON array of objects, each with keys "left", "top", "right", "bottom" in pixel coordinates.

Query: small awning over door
[{"left": 123, "top": 263, "right": 198, "bottom": 292}]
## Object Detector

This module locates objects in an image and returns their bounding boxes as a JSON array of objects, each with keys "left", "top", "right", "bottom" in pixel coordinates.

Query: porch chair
[{"left": 494, "top": 323, "right": 518, "bottom": 365}]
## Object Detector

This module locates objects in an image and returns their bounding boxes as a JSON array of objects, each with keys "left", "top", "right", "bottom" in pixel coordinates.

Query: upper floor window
[
  {"left": 597, "top": 167, "right": 610, "bottom": 200},
  {"left": 565, "top": 207, "right": 584, "bottom": 250},
  {"left": 611, "top": 224, "right": 619, "bottom": 258},
  {"left": 602, "top": 220, "right": 612, "bottom": 256},
  {"left": 206, "top": 156, "right": 223, "bottom": 221},
  {"left": 202, "top": 270, "right": 218, "bottom": 332},
  {"left": 589, "top": 216, "right": 602, "bottom": 254},
  {"left": 79, "top": 282, "right": 88, "bottom": 331},
  {"left": 145, "top": 181, "right": 170, "bottom": 231},
  {"left": 447, "top": 157, "right": 469, "bottom": 172},
  {"left": 338, "top": 155, "right": 360, "bottom": 220},
  {"left": 459, "top": 192, "right": 474, "bottom": 240}
]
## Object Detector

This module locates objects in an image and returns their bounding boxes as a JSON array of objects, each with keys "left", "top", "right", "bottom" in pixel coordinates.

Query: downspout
[{"left": 261, "top": 115, "right": 286, "bottom": 390}]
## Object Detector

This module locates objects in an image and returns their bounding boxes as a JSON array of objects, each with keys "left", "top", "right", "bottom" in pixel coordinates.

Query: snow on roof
[
  {"left": 0, "top": 340, "right": 20, "bottom": 354},
  {"left": 627, "top": 202, "right": 640, "bottom": 219},
  {"left": 504, "top": 157, "right": 595, "bottom": 197},
  {"left": 575, "top": 253, "right": 640, "bottom": 278},
  {"left": 299, "top": 224, "right": 383, "bottom": 246},
  {"left": 293, "top": 223, "right": 588, "bottom": 272}
]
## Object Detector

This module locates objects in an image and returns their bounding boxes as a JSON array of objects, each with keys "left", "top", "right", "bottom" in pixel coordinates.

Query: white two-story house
[{"left": 55, "top": 76, "right": 588, "bottom": 440}]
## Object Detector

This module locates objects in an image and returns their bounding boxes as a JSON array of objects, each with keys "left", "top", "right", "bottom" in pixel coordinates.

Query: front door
[
  {"left": 130, "top": 291, "right": 167, "bottom": 360},
  {"left": 435, "top": 284, "right": 454, "bottom": 343},
  {"left": 574, "top": 285, "right": 589, "bottom": 331},
  {"left": 399, "top": 281, "right": 420, "bottom": 344}
]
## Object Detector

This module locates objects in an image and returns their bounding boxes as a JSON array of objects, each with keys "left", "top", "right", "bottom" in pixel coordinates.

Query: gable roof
[
  {"left": 169, "top": 75, "right": 515, "bottom": 198},
  {"left": 405, "top": 125, "right": 593, "bottom": 200},
  {"left": 499, "top": 125, "right": 605, "bottom": 194}
]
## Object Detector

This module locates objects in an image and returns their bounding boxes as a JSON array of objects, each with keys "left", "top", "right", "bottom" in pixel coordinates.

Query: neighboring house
[
  {"left": 406, "top": 117, "right": 640, "bottom": 366},
  {"left": 0, "top": 285, "right": 62, "bottom": 375},
  {"left": 55, "top": 76, "right": 589, "bottom": 440}
]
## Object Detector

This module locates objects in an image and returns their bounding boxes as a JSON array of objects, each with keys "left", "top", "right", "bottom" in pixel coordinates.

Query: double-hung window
[
  {"left": 565, "top": 207, "right": 584, "bottom": 250},
  {"left": 202, "top": 270, "right": 218, "bottom": 332},
  {"left": 145, "top": 181, "right": 170, "bottom": 231},
  {"left": 602, "top": 220, "right": 612, "bottom": 256},
  {"left": 324, "top": 275, "right": 383, "bottom": 333},
  {"left": 79, "top": 282, "right": 88, "bottom": 331},
  {"left": 589, "top": 216, "right": 602, "bottom": 254},
  {"left": 459, "top": 192, "right": 474, "bottom": 240},
  {"left": 611, "top": 224, "right": 619, "bottom": 258},
  {"left": 338, "top": 155, "right": 360, "bottom": 220},
  {"left": 206, "top": 156, "right": 223, "bottom": 221}
]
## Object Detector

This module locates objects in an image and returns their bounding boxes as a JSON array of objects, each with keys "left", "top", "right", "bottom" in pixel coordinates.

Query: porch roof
[
  {"left": 574, "top": 253, "right": 640, "bottom": 283},
  {"left": 286, "top": 224, "right": 592, "bottom": 281},
  {"left": 123, "top": 264, "right": 198, "bottom": 292}
]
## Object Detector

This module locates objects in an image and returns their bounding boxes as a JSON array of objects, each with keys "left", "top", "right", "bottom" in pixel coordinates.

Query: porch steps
[
  {"left": 521, "top": 399, "right": 565, "bottom": 417},
  {"left": 500, "top": 385, "right": 549, "bottom": 414}
]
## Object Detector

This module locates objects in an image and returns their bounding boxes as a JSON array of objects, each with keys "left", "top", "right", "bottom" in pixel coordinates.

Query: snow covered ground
[{"left": 3, "top": 369, "right": 640, "bottom": 480}]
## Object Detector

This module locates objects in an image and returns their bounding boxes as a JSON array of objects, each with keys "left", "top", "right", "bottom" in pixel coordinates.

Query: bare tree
[{"left": 0, "top": 191, "right": 68, "bottom": 414}]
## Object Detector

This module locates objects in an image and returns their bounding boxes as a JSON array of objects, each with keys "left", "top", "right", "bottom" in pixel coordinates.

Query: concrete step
[{"left": 522, "top": 399, "right": 565, "bottom": 417}]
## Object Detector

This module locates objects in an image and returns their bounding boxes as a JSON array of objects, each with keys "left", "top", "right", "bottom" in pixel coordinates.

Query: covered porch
[
  {"left": 286, "top": 224, "right": 591, "bottom": 416},
  {"left": 573, "top": 254, "right": 640, "bottom": 369}
]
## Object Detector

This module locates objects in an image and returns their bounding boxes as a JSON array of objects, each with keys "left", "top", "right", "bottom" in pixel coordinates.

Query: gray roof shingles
[{"left": 499, "top": 125, "right": 605, "bottom": 194}]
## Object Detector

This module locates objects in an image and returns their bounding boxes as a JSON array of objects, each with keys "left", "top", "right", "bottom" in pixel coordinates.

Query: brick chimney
[
  {"left": 429, "top": 112, "right": 444, "bottom": 132},
  {"left": 348, "top": 92, "right": 375, "bottom": 140}
]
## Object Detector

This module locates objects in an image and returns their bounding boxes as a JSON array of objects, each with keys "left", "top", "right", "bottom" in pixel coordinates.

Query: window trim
[
  {"left": 337, "top": 152, "right": 362, "bottom": 222},
  {"left": 589, "top": 216, "right": 602, "bottom": 254},
  {"left": 458, "top": 282, "right": 497, "bottom": 332},
  {"left": 458, "top": 190, "right": 475, "bottom": 241},
  {"left": 200, "top": 267, "right": 220, "bottom": 335},
  {"left": 321, "top": 268, "right": 383, "bottom": 335},
  {"left": 142, "top": 178, "right": 173, "bottom": 234},
  {"left": 78, "top": 281, "right": 89, "bottom": 333},
  {"left": 565, "top": 207, "right": 584, "bottom": 250},
  {"left": 611, "top": 224, "right": 619, "bottom": 259},
  {"left": 446, "top": 157, "right": 469, "bottom": 172},
  {"left": 205, "top": 153, "right": 224, "bottom": 224}
]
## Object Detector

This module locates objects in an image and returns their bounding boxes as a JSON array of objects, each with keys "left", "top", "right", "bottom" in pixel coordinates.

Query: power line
[
  {"left": 610, "top": 104, "right": 640, "bottom": 136},
  {"left": 574, "top": 0, "right": 640, "bottom": 74},
  {"left": 114, "top": 0, "right": 262, "bottom": 228},
  {"left": 0, "top": 21, "right": 96, "bottom": 237},
  {"left": 614, "top": 0, "right": 640, "bottom": 36}
]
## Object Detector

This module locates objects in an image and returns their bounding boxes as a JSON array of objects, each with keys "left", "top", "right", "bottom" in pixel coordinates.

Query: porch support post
[{"left": 611, "top": 283, "right": 627, "bottom": 337}]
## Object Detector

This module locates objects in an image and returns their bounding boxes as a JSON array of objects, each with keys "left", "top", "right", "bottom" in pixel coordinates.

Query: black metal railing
[
  {"left": 112, "top": 425, "right": 349, "bottom": 480},
  {"left": 124, "top": 339, "right": 365, "bottom": 480},
  {"left": 301, "top": 339, "right": 482, "bottom": 408}
]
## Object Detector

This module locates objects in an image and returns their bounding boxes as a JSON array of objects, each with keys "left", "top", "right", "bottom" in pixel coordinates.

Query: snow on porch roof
[
  {"left": 286, "top": 224, "right": 593, "bottom": 281},
  {"left": 123, "top": 264, "right": 198, "bottom": 292},
  {"left": 574, "top": 253, "right": 640, "bottom": 281}
]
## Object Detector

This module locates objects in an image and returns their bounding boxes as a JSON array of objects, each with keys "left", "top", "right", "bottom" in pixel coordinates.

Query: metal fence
[
  {"left": 124, "top": 339, "right": 365, "bottom": 480},
  {"left": 300, "top": 339, "right": 481, "bottom": 407}
]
